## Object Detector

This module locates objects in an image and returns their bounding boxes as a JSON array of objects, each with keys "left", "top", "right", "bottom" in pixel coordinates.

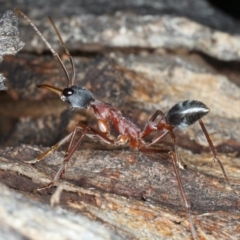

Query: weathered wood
[
  {"left": 0, "top": 182, "right": 122, "bottom": 240},
  {"left": 12, "top": 10, "right": 240, "bottom": 61},
  {"left": 0, "top": 10, "right": 24, "bottom": 90},
  {"left": 0, "top": 144, "right": 239, "bottom": 239}
]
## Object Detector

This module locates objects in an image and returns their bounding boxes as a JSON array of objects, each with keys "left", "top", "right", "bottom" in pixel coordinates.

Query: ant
[{"left": 15, "top": 8, "right": 231, "bottom": 240}]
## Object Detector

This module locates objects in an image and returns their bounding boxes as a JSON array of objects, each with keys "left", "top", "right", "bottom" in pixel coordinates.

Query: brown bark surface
[{"left": 0, "top": 144, "right": 240, "bottom": 240}]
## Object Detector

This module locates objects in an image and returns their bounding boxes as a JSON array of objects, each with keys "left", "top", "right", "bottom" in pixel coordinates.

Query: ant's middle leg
[
  {"left": 148, "top": 110, "right": 165, "bottom": 122},
  {"left": 141, "top": 110, "right": 165, "bottom": 138}
]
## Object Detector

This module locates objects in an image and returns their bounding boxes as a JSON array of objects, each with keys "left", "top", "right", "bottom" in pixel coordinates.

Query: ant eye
[{"left": 62, "top": 88, "right": 74, "bottom": 97}]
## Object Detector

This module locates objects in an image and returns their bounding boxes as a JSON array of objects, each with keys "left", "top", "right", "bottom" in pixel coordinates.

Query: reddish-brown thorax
[{"left": 90, "top": 101, "right": 141, "bottom": 148}]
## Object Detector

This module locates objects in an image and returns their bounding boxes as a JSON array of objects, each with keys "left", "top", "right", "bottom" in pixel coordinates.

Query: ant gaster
[{"left": 16, "top": 9, "right": 231, "bottom": 240}]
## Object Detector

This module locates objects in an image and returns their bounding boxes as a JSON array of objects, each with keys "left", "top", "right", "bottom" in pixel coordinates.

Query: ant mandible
[{"left": 15, "top": 8, "right": 231, "bottom": 240}]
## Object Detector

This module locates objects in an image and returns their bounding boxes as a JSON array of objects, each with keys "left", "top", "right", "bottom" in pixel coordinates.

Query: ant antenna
[
  {"left": 14, "top": 8, "right": 72, "bottom": 87},
  {"left": 48, "top": 17, "right": 76, "bottom": 87}
]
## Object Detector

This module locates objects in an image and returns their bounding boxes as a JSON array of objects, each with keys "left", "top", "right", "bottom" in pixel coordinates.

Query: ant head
[
  {"left": 38, "top": 84, "right": 95, "bottom": 109},
  {"left": 166, "top": 100, "right": 209, "bottom": 128}
]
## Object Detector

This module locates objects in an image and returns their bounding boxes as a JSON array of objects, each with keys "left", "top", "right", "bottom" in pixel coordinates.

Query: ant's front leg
[
  {"left": 37, "top": 125, "right": 86, "bottom": 191},
  {"left": 25, "top": 133, "right": 73, "bottom": 164},
  {"left": 26, "top": 121, "right": 113, "bottom": 164},
  {"left": 34, "top": 122, "right": 114, "bottom": 191}
]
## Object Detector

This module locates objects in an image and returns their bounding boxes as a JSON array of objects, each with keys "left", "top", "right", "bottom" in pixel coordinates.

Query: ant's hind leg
[
  {"left": 168, "top": 151, "right": 198, "bottom": 240},
  {"left": 139, "top": 146, "right": 198, "bottom": 240},
  {"left": 146, "top": 129, "right": 185, "bottom": 169},
  {"left": 198, "top": 119, "right": 231, "bottom": 189},
  {"left": 168, "top": 131, "right": 185, "bottom": 169}
]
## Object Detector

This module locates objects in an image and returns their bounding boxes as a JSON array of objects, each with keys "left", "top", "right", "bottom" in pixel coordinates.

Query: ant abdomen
[{"left": 166, "top": 100, "right": 209, "bottom": 128}]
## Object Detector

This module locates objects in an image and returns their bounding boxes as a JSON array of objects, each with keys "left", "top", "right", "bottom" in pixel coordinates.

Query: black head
[
  {"left": 38, "top": 84, "right": 95, "bottom": 109},
  {"left": 61, "top": 86, "right": 94, "bottom": 108},
  {"left": 166, "top": 100, "right": 209, "bottom": 128}
]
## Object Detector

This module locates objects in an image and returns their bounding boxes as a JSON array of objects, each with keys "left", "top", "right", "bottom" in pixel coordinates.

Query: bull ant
[{"left": 15, "top": 8, "right": 232, "bottom": 240}]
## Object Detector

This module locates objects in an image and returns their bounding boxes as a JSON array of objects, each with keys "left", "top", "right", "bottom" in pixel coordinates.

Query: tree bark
[{"left": 0, "top": 143, "right": 240, "bottom": 239}]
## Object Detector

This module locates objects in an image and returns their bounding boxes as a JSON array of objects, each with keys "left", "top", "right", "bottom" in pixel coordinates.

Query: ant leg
[
  {"left": 139, "top": 146, "right": 198, "bottom": 240},
  {"left": 146, "top": 129, "right": 185, "bottom": 169},
  {"left": 139, "top": 146, "right": 169, "bottom": 154},
  {"left": 148, "top": 130, "right": 169, "bottom": 146},
  {"left": 26, "top": 133, "right": 73, "bottom": 163},
  {"left": 168, "top": 151, "right": 198, "bottom": 240},
  {"left": 27, "top": 122, "right": 114, "bottom": 164},
  {"left": 168, "top": 131, "right": 185, "bottom": 169},
  {"left": 198, "top": 119, "right": 230, "bottom": 188},
  {"left": 148, "top": 110, "right": 165, "bottom": 122},
  {"left": 141, "top": 110, "right": 165, "bottom": 138},
  {"left": 37, "top": 124, "right": 86, "bottom": 191},
  {"left": 37, "top": 123, "right": 114, "bottom": 191},
  {"left": 77, "top": 122, "right": 114, "bottom": 145}
]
